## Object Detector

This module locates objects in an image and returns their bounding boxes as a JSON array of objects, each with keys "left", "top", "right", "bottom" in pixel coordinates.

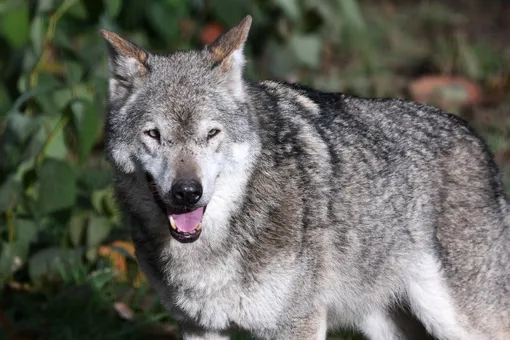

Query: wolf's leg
[
  {"left": 181, "top": 333, "right": 229, "bottom": 340},
  {"left": 274, "top": 309, "right": 327, "bottom": 340},
  {"left": 359, "top": 310, "right": 409, "bottom": 340},
  {"left": 359, "top": 306, "right": 434, "bottom": 340},
  {"left": 180, "top": 323, "right": 230, "bottom": 340},
  {"left": 181, "top": 334, "right": 228, "bottom": 340},
  {"left": 405, "top": 253, "right": 480, "bottom": 340}
]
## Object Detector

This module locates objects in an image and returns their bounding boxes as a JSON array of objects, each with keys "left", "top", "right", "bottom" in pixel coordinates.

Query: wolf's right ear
[
  {"left": 205, "top": 16, "right": 251, "bottom": 99},
  {"left": 206, "top": 15, "right": 252, "bottom": 73},
  {"left": 100, "top": 30, "right": 148, "bottom": 96}
]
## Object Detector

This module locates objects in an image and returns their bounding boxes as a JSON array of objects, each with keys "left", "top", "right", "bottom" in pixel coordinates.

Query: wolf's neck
[{"left": 199, "top": 138, "right": 262, "bottom": 246}]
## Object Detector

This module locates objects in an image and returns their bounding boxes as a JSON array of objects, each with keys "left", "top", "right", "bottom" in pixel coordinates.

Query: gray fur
[{"left": 101, "top": 16, "right": 510, "bottom": 340}]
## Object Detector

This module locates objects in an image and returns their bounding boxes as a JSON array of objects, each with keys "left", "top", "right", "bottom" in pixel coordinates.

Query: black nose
[{"left": 171, "top": 180, "right": 203, "bottom": 206}]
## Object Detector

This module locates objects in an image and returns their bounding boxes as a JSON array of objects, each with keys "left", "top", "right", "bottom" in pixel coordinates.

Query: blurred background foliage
[{"left": 0, "top": 0, "right": 509, "bottom": 339}]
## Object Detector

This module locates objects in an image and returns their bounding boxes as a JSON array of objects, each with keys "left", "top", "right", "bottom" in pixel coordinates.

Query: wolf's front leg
[
  {"left": 181, "top": 333, "right": 229, "bottom": 340},
  {"left": 359, "top": 310, "right": 415, "bottom": 340},
  {"left": 273, "top": 310, "right": 327, "bottom": 340},
  {"left": 180, "top": 323, "right": 230, "bottom": 340}
]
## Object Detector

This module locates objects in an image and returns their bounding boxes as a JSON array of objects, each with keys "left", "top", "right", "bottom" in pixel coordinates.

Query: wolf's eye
[
  {"left": 144, "top": 129, "right": 160, "bottom": 141},
  {"left": 207, "top": 128, "right": 221, "bottom": 139}
]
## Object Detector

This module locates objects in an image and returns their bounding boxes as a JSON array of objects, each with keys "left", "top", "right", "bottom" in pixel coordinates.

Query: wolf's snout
[{"left": 171, "top": 179, "right": 203, "bottom": 206}]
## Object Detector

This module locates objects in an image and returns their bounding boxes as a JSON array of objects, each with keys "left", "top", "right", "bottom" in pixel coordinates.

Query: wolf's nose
[{"left": 171, "top": 180, "right": 203, "bottom": 206}]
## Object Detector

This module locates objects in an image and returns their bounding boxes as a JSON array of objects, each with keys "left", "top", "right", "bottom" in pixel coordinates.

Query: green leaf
[
  {"left": 86, "top": 214, "right": 111, "bottom": 247},
  {"left": 28, "top": 247, "right": 84, "bottom": 284},
  {"left": 337, "top": 0, "right": 366, "bottom": 32},
  {"left": 4, "top": 113, "right": 40, "bottom": 145},
  {"left": 266, "top": 40, "right": 299, "bottom": 78},
  {"left": 0, "top": 243, "right": 28, "bottom": 282},
  {"left": 73, "top": 83, "right": 95, "bottom": 103},
  {"left": 0, "top": 176, "right": 22, "bottom": 213},
  {"left": 17, "top": 74, "right": 28, "bottom": 94},
  {"left": 69, "top": 212, "right": 88, "bottom": 247},
  {"left": 54, "top": 25, "right": 74, "bottom": 50},
  {"left": 85, "top": 246, "right": 98, "bottom": 262},
  {"left": 104, "top": 188, "right": 119, "bottom": 219},
  {"left": 37, "top": 0, "right": 63, "bottom": 13},
  {"left": 24, "top": 122, "right": 48, "bottom": 159},
  {"left": 15, "top": 219, "right": 38, "bottom": 245},
  {"left": 79, "top": 168, "right": 113, "bottom": 191},
  {"left": 14, "top": 157, "right": 36, "bottom": 182},
  {"left": 33, "top": 75, "right": 62, "bottom": 115},
  {"left": 89, "top": 268, "right": 118, "bottom": 290},
  {"left": 21, "top": 115, "right": 68, "bottom": 162},
  {"left": 0, "top": 84, "right": 12, "bottom": 115},
  {"left": 90, "top": 188, "right": 117, "bottom": 218},
  {"left": 34, "top": 94, "right": 57, "bottom": 115},
  {"left": 146, "top": 2, "right": 183, "bottom": 42},
  {"left": 53, "top": 88, "right": 74, "bottom": 111},
  {"left": 275, "top": 0, "right": 301, "bottom": 21},
  {"left": 43, "top": 117, "right": 68, "bottom": 160},
  {"left": 71, "top": 101, "right": 100, "bottom": 161},
  {"left": 30, "top": 15, "right": 45, "bottom": 56},
  {"left": 104, "top": 0, "right": 122, "bottom": 18},
  {"left": 1, "top": 7, "right": 30, "bottom": 48},
  {"left": 10, "top": 78, "right": 60, "bottom": 115},
  {"left": 37, "top": 159, "right": 77, "bottom": 213},
  {"left": 457, "top": 36, "right": 481, "bottom": 79},
  {"left": 67, "top": 0, "right": 88, "bottom": 20},
  {"left": 91, "top": 189, "right": 107, "bottom": 215},
  {"left": 66, "top": 62, "right": 85, "bottom": 84},
  {"left": 290, "top": 34, "right": 322, "bottom": 68},
  {"left": 211, "top": 0, "right": 245, "bottom": 27}
]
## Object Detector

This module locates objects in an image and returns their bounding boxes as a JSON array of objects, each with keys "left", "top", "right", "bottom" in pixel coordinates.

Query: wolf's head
[{"left": 101, "top": 16, "right": 258, "bottom": 243}]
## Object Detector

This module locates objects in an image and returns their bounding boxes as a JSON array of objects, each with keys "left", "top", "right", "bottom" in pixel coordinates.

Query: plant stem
[
  {"left": 6, "top": 196, "right": 16, "bottom": 243},
  {"left": 26, "top": 0, "right": 77, "bottom": 116},
  {"left": 36, "top": 114, "right": 70, "bottom": 166}
]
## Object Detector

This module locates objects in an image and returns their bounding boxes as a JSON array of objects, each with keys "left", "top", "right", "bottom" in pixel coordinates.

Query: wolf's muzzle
[{"left": 144, "top": 172, "right": 205, "bottom": 243}]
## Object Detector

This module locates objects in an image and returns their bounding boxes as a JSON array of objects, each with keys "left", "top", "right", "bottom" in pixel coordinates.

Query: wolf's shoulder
[
  {"left": 252, "top": 79, "right": 474, "bottom": 134},
  {"left": 253, "top": 79, "right": 426, "bottom": 115},
  {"left": 254, "top": 80, "right": 345, "bottom": 109}
]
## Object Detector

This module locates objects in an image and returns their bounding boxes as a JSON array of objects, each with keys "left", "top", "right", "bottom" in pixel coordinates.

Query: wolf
[{"left": 100, "top": 15, "right": 510, "bottom": 340}]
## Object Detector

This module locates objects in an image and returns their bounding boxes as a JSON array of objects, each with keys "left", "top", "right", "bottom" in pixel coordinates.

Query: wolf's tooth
[
  {"left": 196, "top": 224, "right": 202, "bottom": 230},
  {"left": 169, "top": 216, "right": 177, "bottom": 230},
  {"left": 191, "top": 229, "right": 196, "bottom": 234}
]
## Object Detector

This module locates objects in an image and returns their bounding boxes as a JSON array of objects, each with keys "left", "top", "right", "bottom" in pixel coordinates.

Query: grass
[{"left": 3, "top": 274, "right": 172, "bottom": 340}]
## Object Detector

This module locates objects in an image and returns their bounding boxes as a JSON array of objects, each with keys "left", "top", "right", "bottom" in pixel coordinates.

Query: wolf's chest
[{"left": 167, "top": 259, "right": 294, "bottom": 331}]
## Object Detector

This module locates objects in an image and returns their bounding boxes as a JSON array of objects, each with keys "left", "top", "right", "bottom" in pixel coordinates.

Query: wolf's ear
[
  {"left": 100, "top": 30, "right": 148, "bottom": 96},
  {"left": 207, "top": 15, "right": 252, "bottom": 74}
]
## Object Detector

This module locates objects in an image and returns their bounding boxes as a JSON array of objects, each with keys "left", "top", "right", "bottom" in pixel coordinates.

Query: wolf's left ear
[
  {"left": 207, "top": 15, "right": 252, "bottom": 74},
  {"left": 100, "top": 30, "right": 148, "bottom": 97}
]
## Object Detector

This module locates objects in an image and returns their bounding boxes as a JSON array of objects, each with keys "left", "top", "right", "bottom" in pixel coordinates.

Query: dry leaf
[
  {"left": 113, "top": 301, "right": 134, "bottom": 321},
  {"left": 409, "top": 75, "right": 481, "bottom": 109},
  {"left": 483, "top": 74, "right": 510, "bottom": 105},
  {"left": 200, "top": 23, "right": 224, "bottom": 45},
  {"left": 6, "top": 281, "right": 31, "bottom": 291},
  {"left": 98, "top": 241, "right": 146, "bottom": 287}
]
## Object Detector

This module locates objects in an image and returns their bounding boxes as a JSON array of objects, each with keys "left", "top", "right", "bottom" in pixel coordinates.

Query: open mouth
[
  {"left": 168, "top": 206, "right": 204, "bottom": 243},
  {"left": 145, "top": 173, "right": 205, "bottom": 243}
]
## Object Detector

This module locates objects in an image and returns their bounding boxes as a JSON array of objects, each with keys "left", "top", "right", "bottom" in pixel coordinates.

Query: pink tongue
[{"left": 168, "top": 207, "right": 204, "bottom": 233}]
